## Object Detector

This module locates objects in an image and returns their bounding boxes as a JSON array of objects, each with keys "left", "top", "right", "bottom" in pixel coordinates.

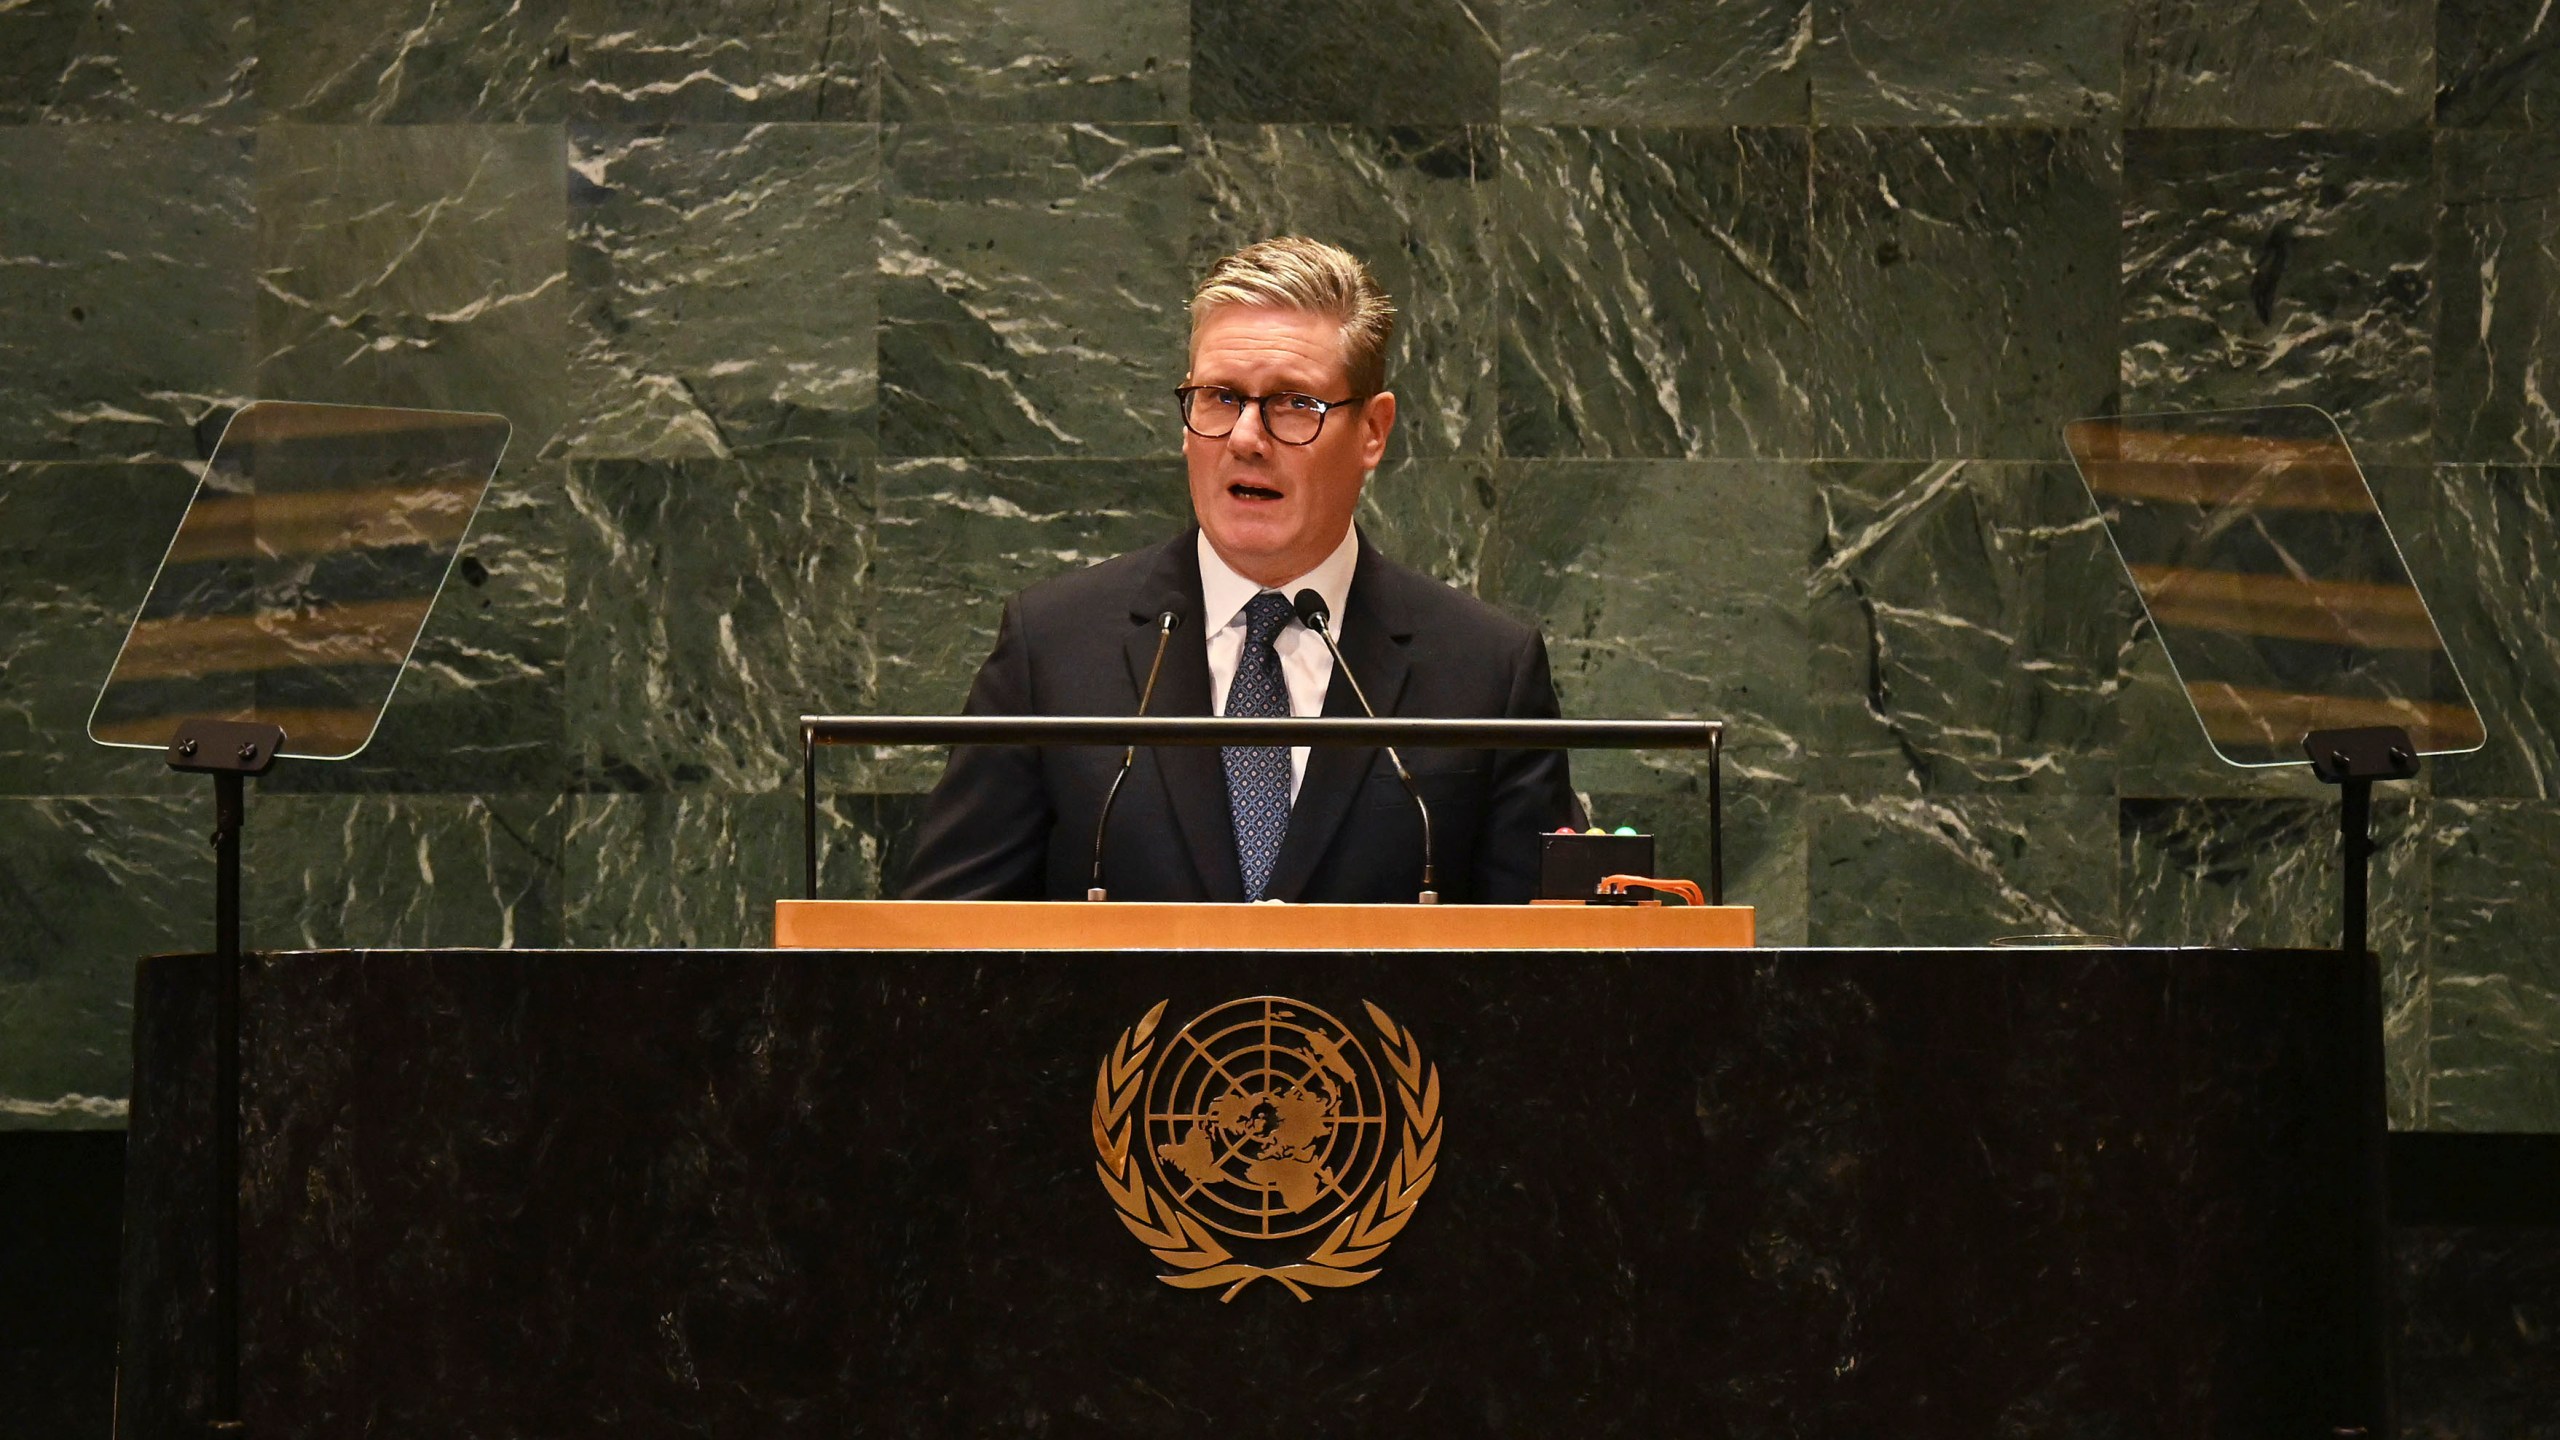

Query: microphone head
[
  {"left": 1157, "top": 609, "right": 1181, "bottom": 632},
  {"left": 1290, "top": 588, "right": 1330, "bottom": 631}
]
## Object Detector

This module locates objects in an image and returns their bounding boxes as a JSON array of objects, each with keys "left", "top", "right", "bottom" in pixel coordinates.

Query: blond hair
[{"left": 1189, "top": 237, "right": 1397, "bottom": 396}]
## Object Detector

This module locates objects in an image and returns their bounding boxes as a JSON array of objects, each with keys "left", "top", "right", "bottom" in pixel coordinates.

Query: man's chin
[
  {"left": 1205, "top": 507, "right": 1292, "bottom": 544},
  {"left": 1201, "top": 519, "right": 1313, "bottom": 581}
]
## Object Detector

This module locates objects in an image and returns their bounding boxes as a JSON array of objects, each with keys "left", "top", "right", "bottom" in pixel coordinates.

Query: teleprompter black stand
[
  {"left": 2306, "top": 725, "right": 2421, "bottom": 964},
  {"left": 2306, "top": 723, "right": 2421, "bottom": 1440},
  {"left": 163, "top": 717, "right": 284, "bottom": 1440},
  {"left": 83, "top": 400, "right": 511, "bottom": 1440}
]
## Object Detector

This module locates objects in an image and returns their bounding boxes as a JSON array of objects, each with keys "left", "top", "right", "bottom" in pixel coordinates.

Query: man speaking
[{"left": 900, "top": 237, "right": 1577, "bottom": 903}]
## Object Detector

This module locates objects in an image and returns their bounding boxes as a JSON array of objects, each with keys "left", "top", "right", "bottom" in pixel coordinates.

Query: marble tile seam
[
  {"left": 0, "top": 114, "right": 2479, "bottom": 128},
  {"left": 0, "top": 8, "right": 2509, "bottom": 125},
  {"left": 11, "top": 118, "right": 2507, "bottom": 158},
  {"left": 0, "top": 119, "right": 2479, "bottom": 170}
]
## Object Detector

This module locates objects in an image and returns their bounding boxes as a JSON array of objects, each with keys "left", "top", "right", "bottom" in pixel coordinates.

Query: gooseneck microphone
[
  {"left": 1089, "top": 610, "right": 1181, "bottom": 901},
  {"left": 1292, "top": 589, "right": 1438, "bottom": 905}
]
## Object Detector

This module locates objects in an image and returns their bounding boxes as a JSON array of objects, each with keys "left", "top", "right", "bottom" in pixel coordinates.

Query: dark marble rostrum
[
  {"left": 8, "top": 8, "right": 2560, "bottom": 1430},
  {"left": 124, "top": 945, "right": 2379, "bottom": 1436},
  {"left": 8, "top": 2, "right": 2560, "bottom": 1147},
  {"left": 2395, "top": 1225, "right": 2560, "bottom": 1438}
]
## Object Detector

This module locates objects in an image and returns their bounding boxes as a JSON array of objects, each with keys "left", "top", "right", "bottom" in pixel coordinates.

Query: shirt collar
[{"left": 1197, "top": 524, "right": 1360, "bottom": 636}]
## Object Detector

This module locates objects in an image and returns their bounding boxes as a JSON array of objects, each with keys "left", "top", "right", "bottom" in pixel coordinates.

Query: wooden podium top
[{"left": 773, "top": 899, "right": 1754, "bottom": 950}]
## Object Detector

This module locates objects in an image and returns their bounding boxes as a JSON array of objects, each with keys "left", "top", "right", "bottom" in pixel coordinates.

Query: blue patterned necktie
[{"left": 1223, "top": 590, "right": 1297, "bottom": 902}]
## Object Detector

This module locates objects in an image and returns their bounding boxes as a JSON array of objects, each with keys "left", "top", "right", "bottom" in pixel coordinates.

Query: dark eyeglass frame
[{"left": 1174, "top": 385, "right": 1369, "bottom": 446}]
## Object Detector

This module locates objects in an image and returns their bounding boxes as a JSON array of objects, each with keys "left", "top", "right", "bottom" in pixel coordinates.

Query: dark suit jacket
[{"left": 898, "top": 528, "right": 1578, "bottom": 903}]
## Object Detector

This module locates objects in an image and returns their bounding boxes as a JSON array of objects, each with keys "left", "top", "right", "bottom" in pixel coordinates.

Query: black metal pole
[
  {"left": 164, "top": 717, "right": 280, "bottom": 1440},
  {"left": 800, "top": 715, "right": 1723, "bottom": 750},
  {"left": 2353, "top": 939, "right": 2393, "bottom": 1437},
  {"left": 1708, "top": 727, "right": 1724, "bottom": 907},
  {"left": 2304, "top": 726, "right": 2413, "bottom": 1439},
  {"left": 211, "top": 768, "right": 244, "bottom": 1437},
  {"left": 2340, "top": 774, "right": 2371, "bottom": 965},
  {"left": 803, "top": 724, "right": 819, "bottom": 902},
  {"left": 2342, "top": 774, "right": 2391, "bottom": 1437},
  {"left": 215, "top": 771, "right": 241, "bottom": 965}
]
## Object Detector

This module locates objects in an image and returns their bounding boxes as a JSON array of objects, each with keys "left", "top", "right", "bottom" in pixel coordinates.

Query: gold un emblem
[{"left": 1092, "top": 996, "right": 1442, "bottom": 1301}]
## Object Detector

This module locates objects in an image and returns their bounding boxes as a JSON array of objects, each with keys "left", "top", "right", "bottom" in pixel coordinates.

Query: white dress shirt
[{"left": 1198, "top": 526, "right": 1359, "bottom": 803}]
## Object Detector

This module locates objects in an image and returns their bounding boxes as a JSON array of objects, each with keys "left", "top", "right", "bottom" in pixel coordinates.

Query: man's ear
[{"left": 1359, "top": 391, "right": 1397, "bottom": 470}]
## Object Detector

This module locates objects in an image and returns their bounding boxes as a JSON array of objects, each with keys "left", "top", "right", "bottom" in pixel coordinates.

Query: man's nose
[{"left": 1224, "top": 399, "right": 1273, "bottom": 455}]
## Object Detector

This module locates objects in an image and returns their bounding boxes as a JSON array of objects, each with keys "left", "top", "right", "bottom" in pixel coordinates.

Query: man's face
[{"left": 1183, "top": 305, "right": 1396, "bottom": 588}]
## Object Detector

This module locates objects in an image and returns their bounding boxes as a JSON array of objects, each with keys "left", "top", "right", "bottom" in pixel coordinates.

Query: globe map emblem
[{"left": 1143, "top": 996, "right": 1390, "bottom": 1240}]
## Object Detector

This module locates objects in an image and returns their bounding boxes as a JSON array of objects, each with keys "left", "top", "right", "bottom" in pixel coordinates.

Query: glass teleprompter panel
[
  {"left": 2063, "top": 405, "right": 2484, "bottom": 768},
  {"left": 89, "top": 401, "right": 509, "bottom": 762}
]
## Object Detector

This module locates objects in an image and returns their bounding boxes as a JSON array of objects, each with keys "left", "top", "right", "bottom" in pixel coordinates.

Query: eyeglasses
[{"left": 1175, "top": 385, "right": 1367, "bottom": 446}]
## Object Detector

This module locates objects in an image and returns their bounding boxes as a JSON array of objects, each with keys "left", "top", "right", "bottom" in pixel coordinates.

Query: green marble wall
[{"left": 4, "top": 0, "right": 2557, "bottom": 1133}]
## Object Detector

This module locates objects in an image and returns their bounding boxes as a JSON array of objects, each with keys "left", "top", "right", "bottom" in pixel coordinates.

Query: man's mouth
[{"left": 1228, "top": 481, "right": 1284, "bottom": 502}]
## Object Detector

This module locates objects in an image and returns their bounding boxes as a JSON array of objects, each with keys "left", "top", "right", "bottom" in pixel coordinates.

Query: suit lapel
[
  {"left": 1263, "top": 536, "right": 1413, "bottom": 902},
  {"left": 1127, "top": 532, "right": 1245, "bottom": 902}
]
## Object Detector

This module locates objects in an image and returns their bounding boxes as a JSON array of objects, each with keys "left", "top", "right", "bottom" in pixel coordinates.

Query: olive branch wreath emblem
[{"left": 1090, "top": 999, "right": 1443, "bottom": 1302}]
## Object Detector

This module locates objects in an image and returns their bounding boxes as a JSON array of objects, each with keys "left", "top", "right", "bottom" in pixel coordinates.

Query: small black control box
[{"left": 1537, "top": 832, "right": 1656, "bottom": 901}]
